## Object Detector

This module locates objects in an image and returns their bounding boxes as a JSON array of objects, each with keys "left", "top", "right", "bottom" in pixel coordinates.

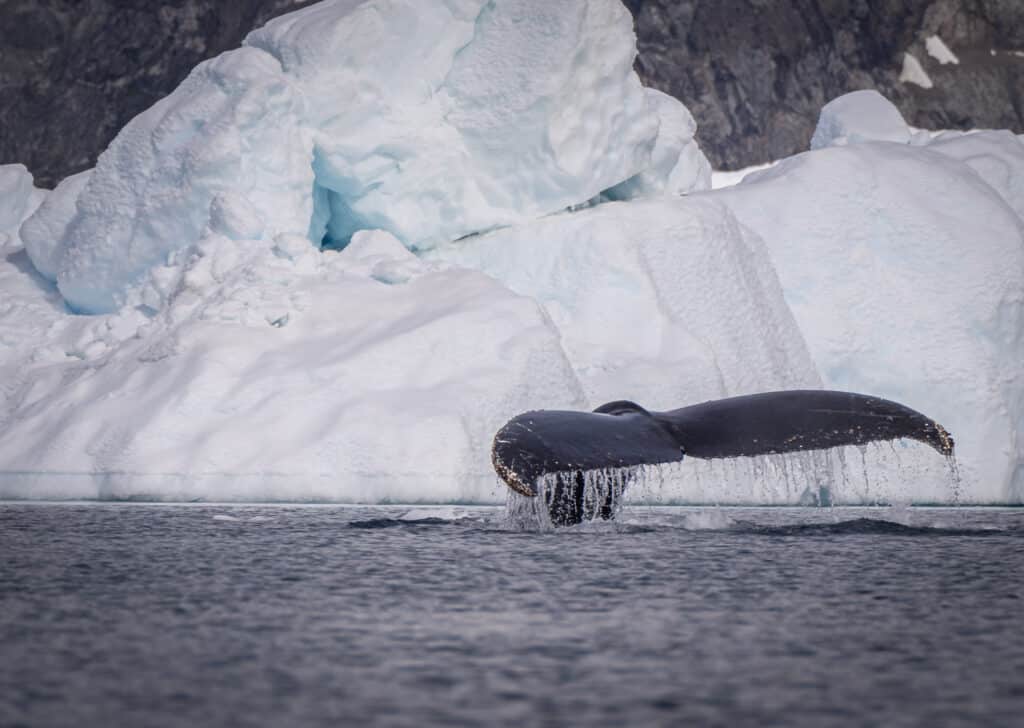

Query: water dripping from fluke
[
  {"left": 493, "top": 390, "right": 958, "bottom": 523},
  {"left": 500, "top": 442, "right": 970, "bottom": 528},
  {"left": 946, "top": 455, "right": 963, "bottom": 504},
  {"left": 502, "top": 466, "right": 637, "bottom": 531}
]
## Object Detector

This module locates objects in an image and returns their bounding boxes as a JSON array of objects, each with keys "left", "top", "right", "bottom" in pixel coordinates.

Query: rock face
[
  {"left": 626, "top": 0, "right": 1024, "bottom": 169},
  {"left": 0, "top": 0, "right": 318, "bottom": 188},
  {"left": 1, "top": 0, "right": 1022, "bottom": 185}
]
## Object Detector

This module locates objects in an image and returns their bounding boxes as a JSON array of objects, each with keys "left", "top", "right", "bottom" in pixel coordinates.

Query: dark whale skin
[{"left": 492, "top": 390, "right": 954, "bottom": 524}]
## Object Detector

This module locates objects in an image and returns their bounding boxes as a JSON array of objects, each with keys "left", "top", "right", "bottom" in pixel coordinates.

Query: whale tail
[
  {"left": 492, "top": 389, "right": 953, "bottom": 525},
  {"left": 656, "top": 389, "right": 953, "bottom": 460}
]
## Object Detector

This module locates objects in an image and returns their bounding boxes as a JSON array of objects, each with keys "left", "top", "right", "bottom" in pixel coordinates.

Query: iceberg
[
  {"left": 0, "top": 197, "right": 830, "bottom": 505},
  {"left": 1, "top": 7, "right": 1021, "bottom": 506}
]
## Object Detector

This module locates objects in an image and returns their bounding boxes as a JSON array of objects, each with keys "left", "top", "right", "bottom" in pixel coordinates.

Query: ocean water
[{"left": 1, "top": 503, "right": 1022, "bottom": 727}]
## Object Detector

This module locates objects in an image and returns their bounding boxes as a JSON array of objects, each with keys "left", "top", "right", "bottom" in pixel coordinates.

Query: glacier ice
[
  {"left": 927, "top": 130, "right": 1024, "bottom": 220},
  {"left": 427, "top": 197, "right": 818, "bottom": 409},
  {"left": 0, "top": 197, "right": 835, "bottom": 504},
  {"left": 207, "top": 190, "right": 267, "bottom": 242},
  {"left": 0, "top": 164, "right": 47, "bottom": 251},
  {"left": 58, "top": 46, "right": 314, "bottom": 313},
  {"left": 719, "top": 142, "right": 1024, "bottom": 502},
  {"left": 810, "top": 90, "right": 912, "bottom": 149},
  {"left": 601, "top": 89, "right": 712, "bottom": 200},
  {"left": 49, "top": 0, "right": 659, "bottom": 314},
  {"left": 335, "top": 229, "right": 427, "bottom": 285},
  {"left": 0, "top": 234, "right": 586, "bottom": 502},
  {"left": 810, "top": 91, "right": 1024, "bottom": 221},
  {"left": 22, "top": 170, "right": 91, "bottom": 281}
]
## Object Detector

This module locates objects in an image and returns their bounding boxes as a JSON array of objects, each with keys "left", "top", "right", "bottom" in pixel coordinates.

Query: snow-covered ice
[
  {"left": 710, "top": 162, "right": 777, "bottom": 189},
  {"left": 2, "top": 3, "right": 1022, "bottom": 506},
  {"left": 51, "top": 0, "right": 658, "bottom": 314},
  {"left": 717, "top": 143, "right": 1024, "bottom": 503},
  {"left": 21, "top": 170, "right": 91, "bottom": 282},
  {"left": 927, "top": 130, "right": 1024, "bottom": 220},
  {"left": 601, "top": 89, "right": 711, "bottom": 200},
  {"left": 810, "top": 90, "right": 911, "bottom": 149},
  {"left": 0, "top": 195, "right": 824, "bottom": 503},
  {"left": 810, "top": 93, "right": 1024, "bottom": 223},
  {"left": 58, "top": 44, "right": 313, "bottom": 313},
  {"left": 427, "top": 197, "right": 817, "bottom": 409},
  {"left": 0, "top": 235, "right": 584, "bottom": 502},
  {"left": 0, "top": 164, "right": 47, "bottom": 252}
]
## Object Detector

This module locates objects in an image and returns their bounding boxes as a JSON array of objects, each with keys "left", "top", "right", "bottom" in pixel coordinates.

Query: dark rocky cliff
[
  {"left": 0, "top": 0, "right": 318, "bottom": 187},
  {"left": 1, "top": 0, "right": 1021, "bottom": 187},
  {"left": 626, "top": 0, "right": 1024, "bottom": 169}
]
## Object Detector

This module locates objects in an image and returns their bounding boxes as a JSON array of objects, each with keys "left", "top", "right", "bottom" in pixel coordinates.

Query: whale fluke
[{"left": 492, "top": 390, "right": 953, "bottom": 524}]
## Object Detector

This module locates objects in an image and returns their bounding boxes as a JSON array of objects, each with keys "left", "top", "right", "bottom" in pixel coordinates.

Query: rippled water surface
[{"left": 2, "top": 504, "right": 1022, "bottom": 727}]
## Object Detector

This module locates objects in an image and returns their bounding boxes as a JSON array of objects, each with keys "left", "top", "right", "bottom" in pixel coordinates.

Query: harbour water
[{"left": 2, "top": 504, "right": 1022, "bottom": 727}]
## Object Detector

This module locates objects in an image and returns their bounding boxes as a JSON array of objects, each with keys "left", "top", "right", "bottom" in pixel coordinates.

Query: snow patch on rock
[
  {"left": 899, "top": 52, "right": 934, "bottom": 89},
  {"left": 925, "top": 35, "right": 959, "bottom": 65}
]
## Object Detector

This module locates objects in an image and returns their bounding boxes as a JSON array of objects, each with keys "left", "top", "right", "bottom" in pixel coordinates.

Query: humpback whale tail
[{"left": 491, "top": 390, "right": 954, "bottom": 526}]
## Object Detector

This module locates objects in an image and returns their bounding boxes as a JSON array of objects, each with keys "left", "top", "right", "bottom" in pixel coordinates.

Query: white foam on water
[
  {"left": 678, "top": 508, "right": 736, "bottom": 530},
  {"left": 398, "top": 506, "right": 470, "bottom": 522},
  {"left": 212, "top": 513, "right": 272, "bottom": 522}
]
